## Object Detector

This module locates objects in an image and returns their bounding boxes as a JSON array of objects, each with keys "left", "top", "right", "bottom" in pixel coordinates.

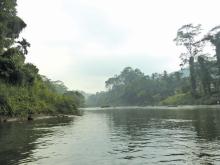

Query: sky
[{"left": 17, "top": 0, "right": 220, "bottom": 93}]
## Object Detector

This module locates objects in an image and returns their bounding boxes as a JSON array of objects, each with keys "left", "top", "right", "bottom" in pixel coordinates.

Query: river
[{"left": 1, "top": 107, "right": 220, "bottom": 164}]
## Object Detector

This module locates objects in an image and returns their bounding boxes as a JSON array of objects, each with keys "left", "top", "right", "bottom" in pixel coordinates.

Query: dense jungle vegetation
[
  {"left": 0, "top": 0, "right": 84, "bottom": 120},
  {"left": 86, "top": 24, "right": 220, "bottom": 107}
]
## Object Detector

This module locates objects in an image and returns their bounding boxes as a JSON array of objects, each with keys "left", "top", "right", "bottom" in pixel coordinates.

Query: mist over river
[{"left": 1, "top": 107, "right": 220, "bottom": 165}]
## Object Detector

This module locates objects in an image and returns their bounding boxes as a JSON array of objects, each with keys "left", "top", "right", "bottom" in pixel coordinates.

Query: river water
[{"left": 1, "top": 107, "right": 220, "bottom": 165}]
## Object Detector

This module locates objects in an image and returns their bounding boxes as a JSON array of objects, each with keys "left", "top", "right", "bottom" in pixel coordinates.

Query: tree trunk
[
  {"left": 189, "top": 56, "right": 197, "bottom": 96},
  {"left": 216, "top": 44, "right": 220, "bottom": 74},
  {"left": 215, "top": 44, "right": 220, "bottom": 92},
  {"left": 198, "top": 56, "right": 211, "bottom": 95}
]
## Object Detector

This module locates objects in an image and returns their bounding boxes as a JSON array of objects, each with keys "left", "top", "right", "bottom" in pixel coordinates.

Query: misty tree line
[
  {"left": 86, "top": 24, "right": 220, "bottom": 106},
  {"left": 86, "top": 67, "right": 189, "bottom": 106},
  {"left": 0, "top": 0, "right": 84, "bottom": 120}
]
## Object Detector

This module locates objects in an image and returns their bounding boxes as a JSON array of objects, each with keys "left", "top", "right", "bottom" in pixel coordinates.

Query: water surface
[{"left": 1, "top": 107, "right": 220, "bottom": 164}]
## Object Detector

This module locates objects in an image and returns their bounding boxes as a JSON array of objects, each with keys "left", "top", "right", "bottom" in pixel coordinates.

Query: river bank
[
  {"left": 2, "top": 104, "right": 220, "bottom": 123},
  {"left": 0, "top": 114, "right": 79, "bottom": 123},
  {"left": 82, "top": 104, "right": 220, "bottom": 111}
]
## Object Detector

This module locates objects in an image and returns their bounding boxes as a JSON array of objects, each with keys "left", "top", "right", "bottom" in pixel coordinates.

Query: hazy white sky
[{"left": 17, "top": 0, "right": 219, "bottom": 93}]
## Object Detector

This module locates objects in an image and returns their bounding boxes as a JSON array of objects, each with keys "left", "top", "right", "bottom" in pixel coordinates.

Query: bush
[{"left": 160, "top": 93, "right": 195, "bottom": 105}]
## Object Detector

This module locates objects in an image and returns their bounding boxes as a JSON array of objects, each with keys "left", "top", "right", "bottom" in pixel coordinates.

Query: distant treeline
[
  {"left": 0, "top": 0, "right": 84, "bottom": 120},
  {"left": 86, "top": 24, "right": 220, "bottom": 107}
]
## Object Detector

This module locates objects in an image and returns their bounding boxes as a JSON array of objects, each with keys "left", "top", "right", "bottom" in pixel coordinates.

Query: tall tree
[
  {"left": 0, "top": 0, "right": 33, "bottom": 85},
  {"left": 0, "top": 0, "right": 26, "bottom": 54},
  {"left": 197, "top": 55, "right": 211, "bottom": 95},
  {"left": 174, "top": 24, "right": 204, "bottom": 96},
  {"left": 203, "top": 26, "right": 220, "bottom": 74}
]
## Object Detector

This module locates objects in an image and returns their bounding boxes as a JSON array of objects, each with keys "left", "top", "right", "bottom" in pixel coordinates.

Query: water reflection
[
  {"left": 192, "top": 109, "right": 220, "bottom": 141},
  {"left": 1, "top": 108, "right": 220, "bottom": 165},
  {"left": 0, "top": 117, "right": 73, "bottom": 165},
  {"left": 106, "top": 108, "right": 220, "bottom": 164}
]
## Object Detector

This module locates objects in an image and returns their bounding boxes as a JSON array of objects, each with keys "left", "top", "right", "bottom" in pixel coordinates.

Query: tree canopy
[{"left": 0, "top": 0, "right": 84, "bottom": 120}]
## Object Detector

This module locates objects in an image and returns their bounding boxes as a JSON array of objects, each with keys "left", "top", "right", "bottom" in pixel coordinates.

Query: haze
[{"left": 17, "top": 0, "right": 219, "bottom": 93}]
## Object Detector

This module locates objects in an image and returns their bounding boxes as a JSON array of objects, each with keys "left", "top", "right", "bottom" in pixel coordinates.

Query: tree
[
  {"left": 0, "top": 0, "right": 26, "bottom": 54},
  {"left": 0, "top": 0, "right": 83, "bottom": 118},
  {"left": 17, "top": 38, "right": 30, "bottom": 55},
  {"left": 203, "top": 26, "right": 220, "bottom": 74},
  {"left": 174, "top": 24, "right": 204, "bottom": 96},
  {"left": 0, "top": 94, "right": 12, "bottom": 118},
  {"left": 0, "top": 0, "right": 34, "bottom": 85},
  {"left": 197, "top": 55, "right": 211, "bottom": 95},
  {"left": 64, "top": 91, "right": 85, "bottom": 107},
  {"left": 86, "top": 67, "right": 187, "bottom": 106}
]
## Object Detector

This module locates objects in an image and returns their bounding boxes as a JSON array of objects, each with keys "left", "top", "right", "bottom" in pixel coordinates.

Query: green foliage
[
  {"left": 64, "top": 91, "right": 85, "bottom": 107},
  {"left": 0, "top": 0, "right": 26, "bottom": 54},
  {"left": 0, "top": 93, "right": 12, "bottom": 117},
  {"left": 86, "top": 23, "right": 220, "bottom": 107},
  {"left": 197, "top": 56, "right": 211, "bottom": 95},
  {"left": 0, "top": 77, "right": 85, "bottom": 118},
  {"left": 51, "top": 80, "right": 68, "bottom": 94},
  {"left": 174, "top": 24, "right": 204, "bottom": 96},
  {"left": 0, "top": 0, "right": 84, "bottom": 119},
  {"left": 160, "top": 93, "right": 220, "bottom": 105},
  {"left": 160, "top": 93, "right": 194, "bottom": 105},
  {"left": 86, "top": 67, "right": 188, "bottom": 107}
]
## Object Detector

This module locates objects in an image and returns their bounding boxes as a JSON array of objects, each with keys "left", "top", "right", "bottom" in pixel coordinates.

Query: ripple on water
[{"left": 1, "top": 108, "right": 220, "bottom": 164}]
